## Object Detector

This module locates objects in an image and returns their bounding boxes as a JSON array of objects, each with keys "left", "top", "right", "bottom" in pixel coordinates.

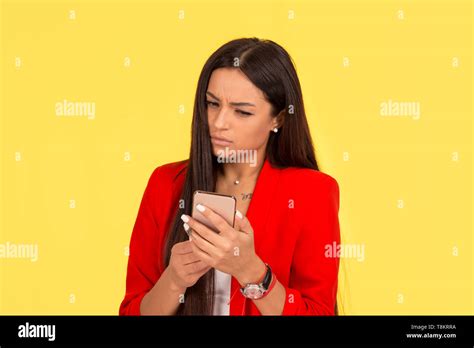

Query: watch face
[{"left": 243, "top": 285, "right": 264, "bottom": 299}]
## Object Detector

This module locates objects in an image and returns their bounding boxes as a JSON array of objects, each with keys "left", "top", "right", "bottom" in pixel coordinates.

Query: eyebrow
[{"left": 206, "top": 91, "right": 256, "bottom": 108}]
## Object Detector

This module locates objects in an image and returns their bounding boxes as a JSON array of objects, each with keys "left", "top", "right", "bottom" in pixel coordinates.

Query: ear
[{"left": 271, "top": 109, "right": 286, "bottom": 130}]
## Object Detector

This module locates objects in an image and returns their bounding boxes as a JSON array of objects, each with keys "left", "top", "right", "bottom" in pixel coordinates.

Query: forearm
[
  {"left": 250, "top": 279, "right": 285, "bottom": 315},
  {"left": 140, "top": 267, "right": 186, "bottom": 315},
  {"left": 236, "top": 256, "right": 285, "bottom": 315}
]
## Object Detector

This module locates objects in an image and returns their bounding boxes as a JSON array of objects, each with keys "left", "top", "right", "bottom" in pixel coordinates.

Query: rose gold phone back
[{"left": 192, "top": 191, "right": 236, "bottom": 232}]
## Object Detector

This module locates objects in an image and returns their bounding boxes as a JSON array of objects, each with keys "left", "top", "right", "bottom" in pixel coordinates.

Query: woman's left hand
[{"left": 181, "top": 204, "right": 266, "bottom": 286}]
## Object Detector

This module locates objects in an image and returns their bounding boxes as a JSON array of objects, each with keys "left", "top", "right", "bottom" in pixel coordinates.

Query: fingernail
[
  {"left": 196, "top": 204, "right": 205, "bottom": 212},
  {"left": 180, "top": 214, "right": 189, "bottom": 223},
  {"left": 236, "top": 210, "right": 243, "bottom": 219},
  {"left": 183, "top": 223, "right": 190, "bottom": 232}
]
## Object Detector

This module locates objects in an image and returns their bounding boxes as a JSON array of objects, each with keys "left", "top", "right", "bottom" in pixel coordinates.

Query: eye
[
  {"left": 236, "top": 110, "right": 253, "bottom": 116},
  {"left": 206, "top": 100, "right": 219, "bottom": 108}
]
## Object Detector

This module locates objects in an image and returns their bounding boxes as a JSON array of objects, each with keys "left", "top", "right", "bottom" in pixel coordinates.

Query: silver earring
[{"left": 273, "top": 128, "right": 278, "bottom": 133}]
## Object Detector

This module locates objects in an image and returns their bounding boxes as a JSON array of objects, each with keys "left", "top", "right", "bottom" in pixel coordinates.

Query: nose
[{"left": 211, "top": 106, "right": 230, "bottom": 129}]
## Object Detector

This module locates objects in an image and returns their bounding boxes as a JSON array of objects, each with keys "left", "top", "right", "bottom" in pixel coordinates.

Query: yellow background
[{"left": 0, "top": 0, "right": 472, "bottom": 314}]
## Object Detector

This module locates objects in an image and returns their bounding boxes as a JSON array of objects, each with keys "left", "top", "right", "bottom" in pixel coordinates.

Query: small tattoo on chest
[{"left": 241, "top": 193, "right": 253, "bottom": 201}]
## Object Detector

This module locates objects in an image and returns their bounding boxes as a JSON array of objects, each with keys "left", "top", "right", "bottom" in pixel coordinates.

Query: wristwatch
[{"left": 240, "top": 263, "right": 275, "bottom": 300}]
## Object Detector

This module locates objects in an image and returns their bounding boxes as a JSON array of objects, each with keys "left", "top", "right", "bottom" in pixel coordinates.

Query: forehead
[{"left": 207, "top": 68, "right": 266, "bottom": 103}]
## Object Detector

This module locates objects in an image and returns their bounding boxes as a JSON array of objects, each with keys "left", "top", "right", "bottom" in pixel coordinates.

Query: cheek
[
  {"left": 207, "top": 109, "right": 216, "bottom": 124},
  {"left": 234, "top": 118, "right": 270, "bottom": 149}
]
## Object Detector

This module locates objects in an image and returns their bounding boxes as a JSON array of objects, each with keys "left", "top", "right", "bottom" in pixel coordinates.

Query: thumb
[{"left": 234, "top": 209, "right": 252, "bottom": 235}]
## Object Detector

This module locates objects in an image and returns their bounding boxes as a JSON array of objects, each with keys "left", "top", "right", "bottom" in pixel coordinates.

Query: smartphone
[{"left": 191, "top": 190, "right": 237, "bottom": 235}]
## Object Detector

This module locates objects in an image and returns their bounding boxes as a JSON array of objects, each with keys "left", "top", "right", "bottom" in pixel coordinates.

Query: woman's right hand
[{"left": 166, "top": 240, "right": 212, "bottom": 291}]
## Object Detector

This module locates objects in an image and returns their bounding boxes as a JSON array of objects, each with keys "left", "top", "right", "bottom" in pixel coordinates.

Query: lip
[{"left": 211, "top": 136, "right": 232, "bottom": 146}]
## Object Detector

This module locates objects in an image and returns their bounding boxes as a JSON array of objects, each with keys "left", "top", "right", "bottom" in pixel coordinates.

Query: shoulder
[
  {"left": 278, "top": 166, "right": 340, "bottom": 220},
  {"left": 279, "top": 166, "right": 339, "bottom": 194},
  {"left": 148, "top": 159, "right": 189, "bottom": 185},
  {"left": 142, "top": 159, "right": 188, "bottom": 200}
]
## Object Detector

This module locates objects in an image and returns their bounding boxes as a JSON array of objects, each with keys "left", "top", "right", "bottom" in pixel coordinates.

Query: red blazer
[{"left": 119, "top": 156, "right": 341, "bottom": 315}]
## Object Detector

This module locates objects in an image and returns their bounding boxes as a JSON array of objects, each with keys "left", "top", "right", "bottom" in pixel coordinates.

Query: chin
[{"left": 212, "top": 144, "right": 234, "bottom": 159}]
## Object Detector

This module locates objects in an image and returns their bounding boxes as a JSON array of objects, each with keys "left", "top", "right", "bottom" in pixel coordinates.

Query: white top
[{"left": 213, "top": 268, "right": 232, "bottom": 315}]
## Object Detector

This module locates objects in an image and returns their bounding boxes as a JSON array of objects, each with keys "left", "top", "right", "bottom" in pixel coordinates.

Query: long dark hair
[{"left": 163, "top": 37, "right": 337, "bottom": 315}]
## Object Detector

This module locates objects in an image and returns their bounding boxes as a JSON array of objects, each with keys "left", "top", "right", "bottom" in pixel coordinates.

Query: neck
[{"left": 218, "top": 149, "right": 266, "bottom": 184}]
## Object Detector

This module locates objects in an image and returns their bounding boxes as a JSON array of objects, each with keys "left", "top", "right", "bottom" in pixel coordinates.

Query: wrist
[
  {"left": 165, "top": 267, "right": 186, "bottom": 294},
  {"left": 236, "top": 256, "right": 266, "bottom": 287}
]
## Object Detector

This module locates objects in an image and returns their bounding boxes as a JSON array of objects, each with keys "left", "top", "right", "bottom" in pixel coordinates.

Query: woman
[{"left": 119, "top": 37, "right": 341, "bottom": 316}]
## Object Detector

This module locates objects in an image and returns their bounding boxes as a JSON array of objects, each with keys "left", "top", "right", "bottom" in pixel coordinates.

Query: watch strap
[
  {"left": 259, "top": 272, "right": 277, "bottom": 299},
  {"left": 260, "top": 263, "right": 272, "bottom": 290}
]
